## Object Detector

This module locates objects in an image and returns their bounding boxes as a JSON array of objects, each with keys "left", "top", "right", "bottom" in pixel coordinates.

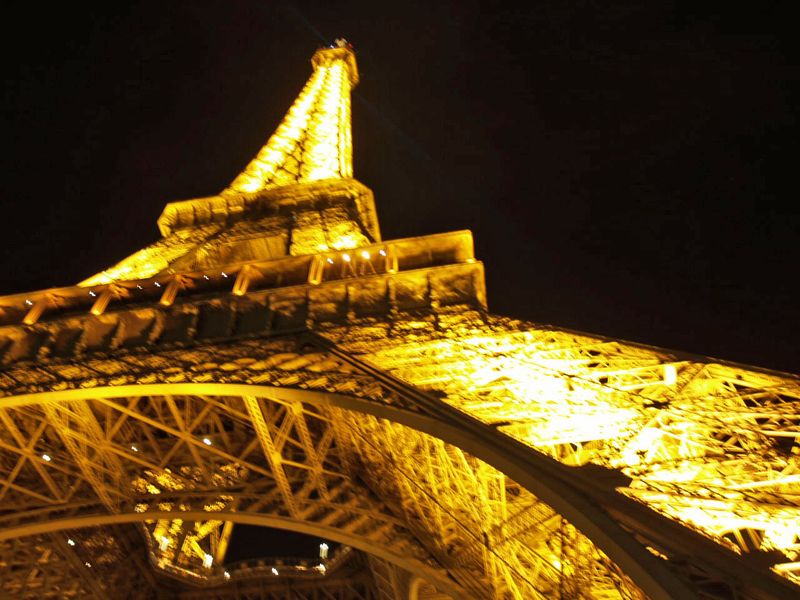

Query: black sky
[{"left": 1, "top": 1, "right": 798, "bottom": 373}]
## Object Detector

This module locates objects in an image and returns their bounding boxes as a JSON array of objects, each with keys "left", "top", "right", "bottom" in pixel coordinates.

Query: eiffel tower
[{"left": 0, "top": 42, "right": 798, "bottom": 600}]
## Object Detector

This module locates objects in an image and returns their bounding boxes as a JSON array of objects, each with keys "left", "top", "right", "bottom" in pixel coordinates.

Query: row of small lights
[
  {"left": 214, "top": 542, "right": 329, "bottom": 578},
  {"left": 22, "top": 248, "right": 392, "bottom": 308},
  {"left": 40, "top": 437, "right": 213, "bottom": 463},
  {"left": 22, "top": 274, "right": 229, "bottom": 306},
  {"left": 65, "top": 538, "right": 92, "bottom": 568},
  {"left": 158, "top": 541, "right": 328, "bottom": 579},
  {"left": 65, "top": 532, "right": 328, "bottom": 578}
]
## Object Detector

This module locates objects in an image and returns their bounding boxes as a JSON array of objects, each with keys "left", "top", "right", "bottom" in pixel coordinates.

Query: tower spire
[{"left": 224, "top": 44, "right": 359, "bottom": 195}]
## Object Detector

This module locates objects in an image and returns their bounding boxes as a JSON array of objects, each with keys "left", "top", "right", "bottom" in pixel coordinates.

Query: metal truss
[
  {"left": 0, "top": 526, "right": 157, "bottom": 599},
  {"left": 225, "top": 46, "right": 357, "bottom": 196},
  {"left": 2, "top": 42, "right": 799, "bottom": 600},
  {"left": 1, "top": 532, "right": 379, "bottom": 600},
  {"left": 0, "top": 389, "right": 451, "bottom": 587},
  {"left": 0, "top": 335, "right": 465, "bottom": 596},
  {"left": 180, "top": 577, "right": 378, "bottom": 600},
  {"left": 0, "top": 316, "right": 797, "bottom": 598},
  {"left": 330, "top": 312, "right": 800, "bottom": 585},
  {"left": 163, "top": 546, "right": 382, "bottom": 600}
]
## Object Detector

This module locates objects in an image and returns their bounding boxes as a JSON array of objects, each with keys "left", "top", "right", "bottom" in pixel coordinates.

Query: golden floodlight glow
[
  {"left": 77, "top": 46, "right": 364, "bottom": 288},
  {"left": 225, "top": 47, "right": 357, "bottom": 195},
  {"left": 4, "top": 41, "right": 799, "bottom": 599},
  {"left": 359, "top": 325, "right": 800, "bottom": 584}
]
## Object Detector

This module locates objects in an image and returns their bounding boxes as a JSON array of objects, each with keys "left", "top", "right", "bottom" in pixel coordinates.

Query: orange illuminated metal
[{"left": 0, "top": 42, "right": 798, "bottom": 600}]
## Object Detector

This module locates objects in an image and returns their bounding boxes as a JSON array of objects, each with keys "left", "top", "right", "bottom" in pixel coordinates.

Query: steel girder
[{"left": 0, "top": 320, "right": 798, "bottom": 598}]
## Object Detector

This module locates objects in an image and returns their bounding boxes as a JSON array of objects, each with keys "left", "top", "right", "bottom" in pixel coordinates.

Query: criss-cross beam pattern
[
  {"left": 335, "top": 407, "right": 643, "bottom": 599},
  {"left": 0, "top": 398, "right": 637, "bottom": 597},
  {"left": 0, "top": 325, "right": 635, "bottom": 598},
  {"left": 1, "top": 533, "right": 381, "bottom": 600},
  {"left": 0, "top": 389, "right": 454, "bottom": 591},
  {"left": 325, "top": 309, "right": 800, "bottom": 593},
  {"left": 224, "top": 46, "right": 357, "bottom": 195},
  {"left": 6, "top": 36, "right": 798, "bottom": 600},
  {"left": 0, "top": 311, "right": 797, "bottom": 598},
  {"left": 0, "top": 526, "right": 157, "bottom": 599}
]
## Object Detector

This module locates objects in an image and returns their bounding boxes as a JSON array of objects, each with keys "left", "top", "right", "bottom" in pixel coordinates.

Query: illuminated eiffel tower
[{"left": 1, "top": 43, "right": 799, "bottom": 600}]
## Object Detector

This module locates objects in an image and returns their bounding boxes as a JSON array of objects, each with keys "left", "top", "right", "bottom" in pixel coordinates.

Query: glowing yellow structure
[
  {"left": 80, "top": 45, "right": 371, "bottom": 288},
  {"left": 225, "top": 46, "right": 357, "bottom": 194},
  {"left": 0, "top": 44, "right": 798, "bottom": 599}
]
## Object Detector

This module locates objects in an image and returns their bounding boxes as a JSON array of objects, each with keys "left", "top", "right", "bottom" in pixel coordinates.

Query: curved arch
[
  {"left": 1, "top": 382, "right": 685, "bottom": 598},
  {"left": 2, "top": 382, "right": 792, "bottom": 599},
  {"left": 0, "top": 509, "right": 463, "bottom": 599}
]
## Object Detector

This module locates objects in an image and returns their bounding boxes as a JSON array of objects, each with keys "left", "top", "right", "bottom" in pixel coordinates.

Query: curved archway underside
[
  {"left": 0, "top": 310, "right": 799, "bottom": 599},
  {"left": 0, "top": 391, "right": 639, "bottom": 598},
  {"left": 1, "top": 531, "right": 393, "bottom": 599}
]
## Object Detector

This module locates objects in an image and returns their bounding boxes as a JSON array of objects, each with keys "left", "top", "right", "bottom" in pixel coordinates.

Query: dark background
[
  {"left": 1, "top": 2, "right": 798, "bottom": 372},
  {"left": 0, "top": 0, "right": 798, "bottom": 561}
]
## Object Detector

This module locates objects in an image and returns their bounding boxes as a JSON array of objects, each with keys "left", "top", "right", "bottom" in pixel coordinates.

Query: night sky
[
  {"left": 0, "top": 0, "right": 800, "bottom": 371},
  {"left": 0, "top": 1, "right": 799, "bottom": 564},
  {"left": 1, "top": 3, "right": 797, "bottom": 372}
]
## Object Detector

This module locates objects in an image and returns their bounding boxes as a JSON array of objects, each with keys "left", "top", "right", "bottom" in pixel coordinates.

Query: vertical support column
[
  {"left": 214, "top": 521, "right": 235, "bottom": 565},
  {"left": 23, "top": 297, "right": 49, "bottom": 325},
  {"left": 385, "top": 245, "right": 398, "bottom": 274},
  {"left": 160, "top": 278, "right": 183, "bottom": 307},
  {"left": 90, "top": 287, "right": 115, "bottom": 316},
  {"left": 243, "top": 395, "right": 299, "bottom": 517},
  {"left": 233, "top": 266, "right": 252, "bottom": 296},
  {"left": 307, "top": 256, "right": 325, "bottom": 285}
]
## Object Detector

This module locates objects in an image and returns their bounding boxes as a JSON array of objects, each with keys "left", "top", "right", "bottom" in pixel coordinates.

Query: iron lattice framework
[{"left": 0, "top": 44, "right": 798, "bottom": 600}]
